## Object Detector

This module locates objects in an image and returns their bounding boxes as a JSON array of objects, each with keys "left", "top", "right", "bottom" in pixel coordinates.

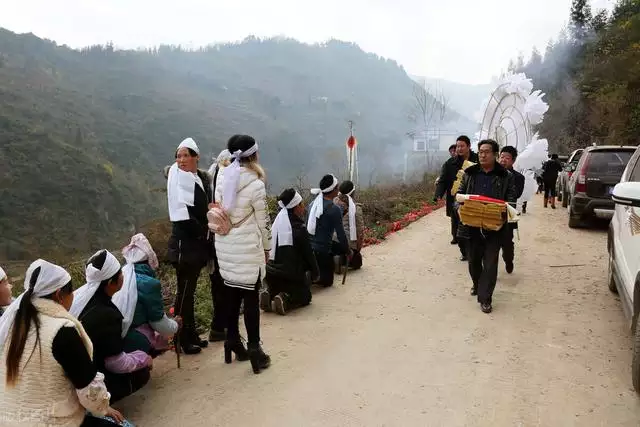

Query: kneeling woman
[
  {"left": 71, "top": 250, "right": 152, "bottom": 404},
  {"left": 0, "top": 259, "right": 125, "bottom": 426},
  {"left": 334, "top": 180, "right": 364, "bottom": 270},
  {"left": 113, "top": 234, "right": 181, "bottom": 356},
  {"left": 262, "top": 188, "right": 319, "bottom": 315}
]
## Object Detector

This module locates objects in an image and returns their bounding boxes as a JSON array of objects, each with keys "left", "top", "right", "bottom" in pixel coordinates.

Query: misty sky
[{"left": 1, "top": 0, "right": 616, "bottom": 85}]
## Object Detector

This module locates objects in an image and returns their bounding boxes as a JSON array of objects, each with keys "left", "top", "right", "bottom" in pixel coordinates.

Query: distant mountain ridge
[{"left": 0, "top": 29, "right": 462, "bottom": 261}]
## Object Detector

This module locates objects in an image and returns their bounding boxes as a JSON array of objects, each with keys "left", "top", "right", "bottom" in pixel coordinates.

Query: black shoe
[
  {"left": 248, "top": 343, "right": 271, "bottom": 374},
  {"left": 259, "top": 290, "right": 272, "bottom": 312},
  {"left": 224, "top": 339, "right": 250, "bottom": 363},
  {"left": 481, "top": 303, "right": 492, "bottom": 313},
  {"left": 273, "top": 293, "right": 287, "bottom": 316},
  {"left": 450, "top": 239, "right": 458, "bottom": 245},
  {"left": 470, "top": 287, "right": 477, "bottom": 296},
  {"left": 191, "top": 330, "right": 209, "bottom": 348},
  {"left": 460, "top": 255, "right": 468, "bottom": 262},
  {"left": 505, "top": 262, "right": 514, "bottom": 274},
  {"left": 179, "top": 334, "right": 202, "bottom": 355},
  {"left": 208, "top": 329, "right": 226, "bottom": 343}
]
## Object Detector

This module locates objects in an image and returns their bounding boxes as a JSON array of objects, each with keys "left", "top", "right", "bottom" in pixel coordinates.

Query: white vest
[{"left": 0, "top": 298, "right": 93, "bottom": 427}]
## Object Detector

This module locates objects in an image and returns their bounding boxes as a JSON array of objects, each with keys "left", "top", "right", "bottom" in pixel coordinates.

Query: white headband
[
  {"left": 177, "top": 137, "right": 200, "bottom": 155},
  {"left": 310, "top": 175, "right": 338, "bottom": 195},
  {"left": 222, "top": 142, "right": 260, "bottom": 211},
  {"left": 0, "top": 260, "right": 71, "bottom": 351},
  {"left": 69, "top": 250, "right": 122, "bottom": 318},
  {"left": 277, "top": 192, "right": 303, "bottom": 210},
  {"left": 231, "top": 142, "right": 259, "bottom": 160}
]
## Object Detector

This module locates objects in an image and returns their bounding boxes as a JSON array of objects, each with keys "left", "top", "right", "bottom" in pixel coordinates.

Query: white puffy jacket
[{"left": 214, "top": 166, "right": 272, "bottom": 286}]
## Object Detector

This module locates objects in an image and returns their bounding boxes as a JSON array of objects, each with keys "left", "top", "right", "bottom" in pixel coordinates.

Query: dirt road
[{"left": 119, "top": 195, "right": 640, "bottom": 426}]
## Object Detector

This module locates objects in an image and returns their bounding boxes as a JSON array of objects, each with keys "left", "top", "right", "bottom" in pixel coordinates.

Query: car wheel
[
  {"left": 608, "top": 252, "right": 618, "bottom": 294},
  {"left": 568, "top": 207, "right": 582, "bottom": 228},
  {"left": 633, "top": 313, "right": 640, "bottom": 394}
]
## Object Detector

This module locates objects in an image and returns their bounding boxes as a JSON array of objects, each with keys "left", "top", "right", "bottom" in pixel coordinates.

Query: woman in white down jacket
[{"left": 214, "top": 134, "right": 272, "bottom": 374}]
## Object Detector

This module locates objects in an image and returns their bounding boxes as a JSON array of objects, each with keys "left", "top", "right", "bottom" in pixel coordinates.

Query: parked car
[
  {"left": 566, "top": 145, "right": 636, "bottom": 228},
  {"left": 607, "top": 144, "right": 640, "bottom": 393},
  {"left": 557, "top": 148, "right": 584, "bottom": 207}
]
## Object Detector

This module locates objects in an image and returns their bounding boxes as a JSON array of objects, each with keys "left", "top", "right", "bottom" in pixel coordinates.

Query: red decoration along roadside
[{"left": 362, "top": 200, "right": 445, "bottom": 248}]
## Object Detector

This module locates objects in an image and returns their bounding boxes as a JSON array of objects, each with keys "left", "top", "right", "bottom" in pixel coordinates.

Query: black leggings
[
  {"left": 225, "top": 280, "right": 260, "bottom": 344},
  {"left": 174, "top": 264, "right": 202, "bottom": 332}
]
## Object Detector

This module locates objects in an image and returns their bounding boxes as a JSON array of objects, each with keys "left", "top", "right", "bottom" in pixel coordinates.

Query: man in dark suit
[{"left": 498, "top": 146, "right": 525, "bottom": 274}]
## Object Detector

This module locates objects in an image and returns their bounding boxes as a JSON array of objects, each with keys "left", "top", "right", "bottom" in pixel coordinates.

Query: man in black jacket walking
[
  {"left": 434, "top": 135, "right": 479, "bottom": 261},
  {"left": 498, "top": 146, "right": 525, "bottom": 274},
  {"left": 263, "top": 188, "right": 320, "bottom": 315},
  {"left": 457, "top": 139, "right": 517, "bottom": 313}
]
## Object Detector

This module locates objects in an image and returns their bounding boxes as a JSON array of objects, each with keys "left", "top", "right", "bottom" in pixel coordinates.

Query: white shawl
[
  {"left": 270, "top": 191, "right": 303, "bottom": 260},
  {"left": 69, "top": 250, "right": 121, "bottom": 318}
]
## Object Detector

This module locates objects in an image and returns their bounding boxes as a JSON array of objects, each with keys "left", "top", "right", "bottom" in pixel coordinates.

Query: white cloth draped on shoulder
[
  {"left": 307, "top": 175, "right": 338, "bottom": 235},
  {"left": 69, "top": 250, "right": 121, "bottom": 318},
  {"left": 0, "top": 259, "right": 71, "bottom": 352},
  {"left": 221, "top": 143, "right": 259, "bottom": 212},
  {"left": 0, "top": 266, "right": 6, "bottom": 282},
  {"left": 167, "top": 138, "right": 204, "bottom": 222},
  {"left": 344, "top": 187, "right": 357, "bottom": 241},
  {"left": 112, "top": 234, "right": 158, "bottom": 337},
  {"left": 270, "top": 192, "right": 303, "bottom": 260}
]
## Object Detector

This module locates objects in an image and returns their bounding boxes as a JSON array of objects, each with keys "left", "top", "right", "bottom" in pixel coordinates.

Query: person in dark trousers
[
  {"left": 308, "top": 174, "right": 350, "bottom": 287},
  {"left": 262, "top": 188, "right": 320, "bottom": 315},
  {"left": 498, "top": 146, "right": 525, "bottom": 274},
  {"left": 542, "top": 154, "right": 563, "bottom": 209},
  {"left": 166, "top": 137, "right": 211, "bottom": 354},
  {"left": 435, "top": 135, "right": 479, "bottom": 261},
  {"left": 206, "top": 148, "right": 233, "bottom": 343},
  {"left": 457, "top": 139, "right": 517, "bottom": 314}
]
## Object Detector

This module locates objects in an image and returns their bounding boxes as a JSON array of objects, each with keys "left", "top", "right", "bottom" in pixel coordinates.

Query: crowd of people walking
[{"left": 0, "top": 134, "right": 364, "bottom": 426}]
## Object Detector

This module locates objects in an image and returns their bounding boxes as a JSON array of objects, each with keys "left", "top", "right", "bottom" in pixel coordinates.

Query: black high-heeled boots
[
  {"left": 248, "top": 343, "right": 271, "bottom": 374},
  {"left": 179, "top": 328, "right": 201, "bottom": 355},
  {"left": 224, "top": 339, "right": 250, "bottom": 363}
]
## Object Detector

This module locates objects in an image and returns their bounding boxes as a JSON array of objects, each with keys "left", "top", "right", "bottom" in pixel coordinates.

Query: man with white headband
[
  {"left": 166, "top": 137, "right": 212, "bottom": 354},
  {"left": 307, "top": 174, "right": 350, "bottom": 287},
  {"left": 334, "top": 180, "right": 364, "bottom": 271},
  {"left": 74, "top": 250, "right": 152, "bottom": 403},
  {"left": 262, "top": 188, "right": 319, "bottom": 315},
  {"left": 0, "top": 266, "right": 13, "bottom": 316}
]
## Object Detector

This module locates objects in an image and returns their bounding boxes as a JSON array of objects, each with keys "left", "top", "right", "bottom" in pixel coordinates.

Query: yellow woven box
[{"left": 459, "top": 199, "right": 507, "bottom": 231}]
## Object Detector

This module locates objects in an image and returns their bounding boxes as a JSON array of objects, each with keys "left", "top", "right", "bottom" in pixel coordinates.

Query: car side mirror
[{"left": 612, "top": 182, "right": 640, "bottom": 208}]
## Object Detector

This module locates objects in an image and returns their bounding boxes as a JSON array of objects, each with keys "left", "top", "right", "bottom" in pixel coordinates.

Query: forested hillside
[
  {"left": 0, "top": 30, "right": 470, "bottom": 261},
  {"left": 512, "top": 0, "right": 640, "bottom": 153}
]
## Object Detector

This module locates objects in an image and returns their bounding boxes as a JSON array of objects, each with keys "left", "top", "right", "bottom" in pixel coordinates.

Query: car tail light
[{"left": 575, "top": 155, "right": 590, "bottom": 194}]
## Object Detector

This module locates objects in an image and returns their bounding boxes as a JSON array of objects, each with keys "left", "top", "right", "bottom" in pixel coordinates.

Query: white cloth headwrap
[
  {"left": 221, "top": 142, "right": 259, "bottom": 211},
  {"left": 0, "top": 266, "right": 5, "bottom": 282},
  {"left": 270, "top": 192, "right": 303, "bottom": 260},
  {"left": 69, "top": 250, "right": 121, "bottom": 318},
  {"left": 112, "top": 234, "right": 158, "bottom": 337},
  {"left": 307, "top": 175, "right": 338, "bottom": 235},
  {"left": 342, "top": 188, "right": 358, "bottom": 241},
  {"left": 177, "top": 137, "right": 200, "bottom": 155},
  {"left": 0, "top": 259, "right": 71, "bottom": 352},
  {"left": 208, "top": 149, "right": 232, "bottom": 177}
]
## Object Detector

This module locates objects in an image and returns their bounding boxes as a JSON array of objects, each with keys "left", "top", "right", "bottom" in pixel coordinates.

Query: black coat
[
  {"left": 266, "top": 211, "right": 319, "bottom": 283},
  {"left": 456, "top": 162, "right": 517, "bottom": 239},
  {"left": 167, "top": 169, "right": 212, "bottom": 268},
  {"left": 435, "top": 151, "right": 479, "bottom": 217},
  {"left": 542, "top": 159, "right": 563, "bottom": 183},
  {"left": 509, "top": 168, "right": 525, "bottom": 230},
  {"left": 78, "top": 291, "right": 126, "bottom": 373}
]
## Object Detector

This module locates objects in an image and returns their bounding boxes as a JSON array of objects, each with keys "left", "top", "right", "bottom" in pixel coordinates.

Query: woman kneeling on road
[
  {"left": 262, "top": 188, "right": 319, "bottom": 315},
  {"left": 113, "top": 233, "right": 182, "bottom": 357},
  {"left": 71, "top": 250, "right": 152, "bottom": 404},
  {"left": 0, "top": 259, "right": 125, "bottom": 426}
]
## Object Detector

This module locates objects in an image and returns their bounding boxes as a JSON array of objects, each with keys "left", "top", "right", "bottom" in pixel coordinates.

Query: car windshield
[{"left": 587, "top": 151, "right": 633, "bottom": 176}]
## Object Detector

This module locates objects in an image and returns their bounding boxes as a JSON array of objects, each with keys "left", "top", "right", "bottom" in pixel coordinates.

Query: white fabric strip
[
  {"left": 0, "top": 266, "right": 5, "bottom": 282},
  {"left": 112, "top": 234, "right": 158, "bottom": 337},
  {"left": 0, "top": 259, "right": 71, "bottom": 352},
  {"left": 221, "top": 142, "right": 259, "bottom": 211},
  {"left": 271, "top": 192, "right": 303, "bottom": 260},
  {"left": 307, "top": 175, "right": 338, "bottom": 235},
  {"left": 347, "top": 195, "right": 357, "bottom": 241},
  {"left": 167, "top": 163, "right": 199, "bottom": 222},
  {"left": 69, "top": 250, "right": 121, "bottom": 318}
]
